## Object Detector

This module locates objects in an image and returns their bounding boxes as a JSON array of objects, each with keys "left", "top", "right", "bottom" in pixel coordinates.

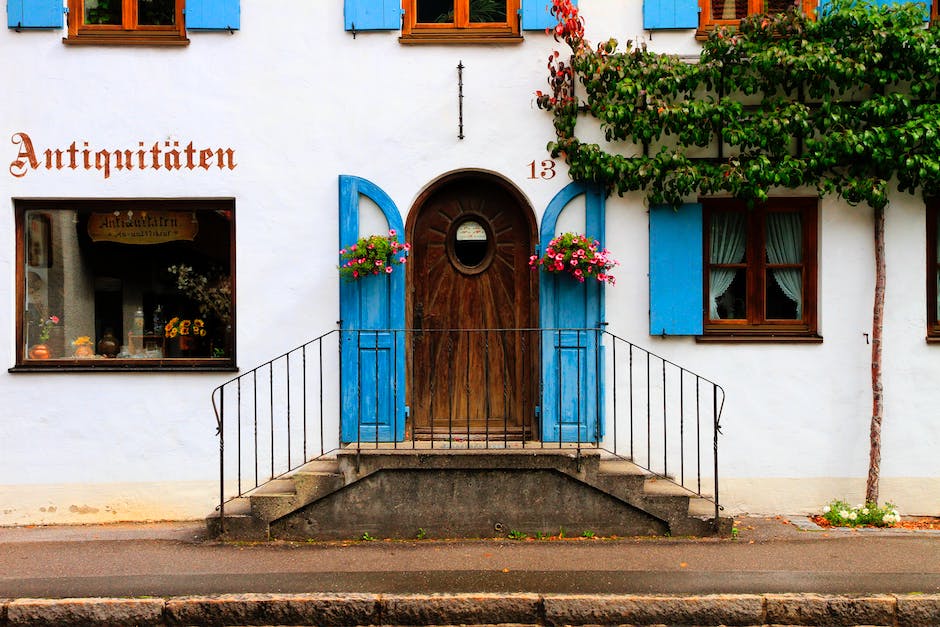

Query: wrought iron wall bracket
[{"left": 457, "top": 61, "right": 465, "bottom": 140}]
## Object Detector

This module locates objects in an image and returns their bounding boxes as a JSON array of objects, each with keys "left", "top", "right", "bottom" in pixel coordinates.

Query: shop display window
[{"left": 15, "top": 198, "right": 234, "bottom": 370}]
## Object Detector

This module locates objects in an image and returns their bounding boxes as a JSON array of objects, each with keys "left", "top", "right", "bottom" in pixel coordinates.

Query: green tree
[{"left": 537, "top": 0, "right": 940, "bottom": 503}]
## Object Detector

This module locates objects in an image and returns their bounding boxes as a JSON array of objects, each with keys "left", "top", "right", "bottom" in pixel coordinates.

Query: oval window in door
[{"left": 449, "top": 217, "right": 493, "bottom": 274}]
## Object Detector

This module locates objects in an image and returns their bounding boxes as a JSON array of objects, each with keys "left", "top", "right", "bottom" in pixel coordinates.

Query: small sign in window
[{"left": 454, "top": 220, "right": 489, "bottom": 268}]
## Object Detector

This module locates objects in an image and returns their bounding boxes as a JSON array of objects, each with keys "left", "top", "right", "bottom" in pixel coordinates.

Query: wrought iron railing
[{"left": 211, "top": 328, "right": 725, "bottom": 529}]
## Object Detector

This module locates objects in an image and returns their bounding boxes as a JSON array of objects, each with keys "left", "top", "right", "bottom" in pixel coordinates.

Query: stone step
[
  {"left": 206, "top": 498, "right": 269, "bottom": 539},
  {"left": 335, "top": 447, "right": 598, "bottom": 479},
  {"left": 591, "top": 461, "right": 726, "bottom": 535},
  {"left": 208, "top": 449, "right": 731, "bottom": 540},
  {"left": 251, "top": 479, "right": 296, "bottom": 496}
]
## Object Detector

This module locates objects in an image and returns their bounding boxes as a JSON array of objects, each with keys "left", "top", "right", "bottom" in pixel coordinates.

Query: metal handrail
[{"left": 211, "top": 327, "right": 725, "bottom": 533}]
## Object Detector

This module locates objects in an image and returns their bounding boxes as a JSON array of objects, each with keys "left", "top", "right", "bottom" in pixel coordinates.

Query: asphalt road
[{"left": 0, "top": 517, "right": 938, "bottom": 599}]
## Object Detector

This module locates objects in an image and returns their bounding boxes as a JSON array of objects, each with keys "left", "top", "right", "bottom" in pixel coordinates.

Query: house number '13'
[{"left": 527, "top": 159, "right": 556, "bottom": 180}]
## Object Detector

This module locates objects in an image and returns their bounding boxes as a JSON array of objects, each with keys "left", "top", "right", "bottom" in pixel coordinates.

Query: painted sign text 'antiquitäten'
[{"left": 9, "top": 133, "right": 237, "bottom": 179}]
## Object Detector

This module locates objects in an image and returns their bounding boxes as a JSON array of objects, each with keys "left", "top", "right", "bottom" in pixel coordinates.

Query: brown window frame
[
  {"left": 65, "top": 0, "right": 188, "bottom": 46},
  {"left": 401, "top": 0, "right": 522, "bottom": 44},
  {"left": 12, "top": 198, "right": 236, "bottom": 372},
  {"left": 928, "top": 202, "right": 940, "bottom": 340},
  {"left": 702, "top": 197, "right": 819, "bottom": 340},
  {"left": 697, "top": 0, "right": 817, "bottom": 38}
]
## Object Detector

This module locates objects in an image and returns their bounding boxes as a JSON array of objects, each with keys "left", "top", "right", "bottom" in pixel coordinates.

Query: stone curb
[{"left": 0, "top": 593, "right": 938, "bottom": 626}]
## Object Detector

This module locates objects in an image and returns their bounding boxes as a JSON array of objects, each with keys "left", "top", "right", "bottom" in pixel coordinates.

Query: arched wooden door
[{"left": 407, "top": 173, "right": 538, "bottom": 440}]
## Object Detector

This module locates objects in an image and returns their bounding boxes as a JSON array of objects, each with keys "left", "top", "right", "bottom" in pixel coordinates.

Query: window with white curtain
[
  {"left": 929, "top": 203, "right": 940, "bottom": 340},
  {"left": 698, "top": 0, "right": 817, "bottom": 34},
  {"left": 704, "top": 198, "right": 818, "bottom": 337}
]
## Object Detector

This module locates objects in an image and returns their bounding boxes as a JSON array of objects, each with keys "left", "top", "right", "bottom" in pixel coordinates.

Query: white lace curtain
[
  {"left": 710, "top": 210, "right": 803, "bottom": 320},
  {"left": 709, "top": 212, "right": 746, "bottom": 319},
  {"left": 714, "top": 0, "right": 746, "bottom": 20},
  {"left": 765, "top": 212, "right": 802, "bottom": 318}
]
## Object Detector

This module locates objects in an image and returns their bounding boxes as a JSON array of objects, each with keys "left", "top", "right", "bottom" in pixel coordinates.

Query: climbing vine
[
  {"left": 537, "top": 0, "right": 940, "bottom": 211},
  {"left": 537, "top": 0, "right": 940, "bottom": 505}
]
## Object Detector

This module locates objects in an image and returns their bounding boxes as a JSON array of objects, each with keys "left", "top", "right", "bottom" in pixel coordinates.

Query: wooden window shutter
[
  {"left": 7, "top": 0, "right": 63, "bottom": 29},
  {"left": 520, "top": 0, "right": 577, "bottom": 31},
  {"left": 539, "top": 182, "right": 605, "bottom": 443},
  {"left": 643, "top": 0, "right": 699, "bottom": 29},
  {"left": 649, "top": 203, "right": 704, "bottom": 336},
  {"left": 344, "top": 0, "right": 402, "bottom": 31},
  {"left": 186, "top": 0, "right": 240, "bottom": 31},
  {"left": 338, "top": 175, "right": 406, "bottom": 443}
]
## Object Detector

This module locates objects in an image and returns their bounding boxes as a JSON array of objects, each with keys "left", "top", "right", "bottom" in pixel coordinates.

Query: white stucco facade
[{"left": 1, "top": 0, "right": 936, "bottom": 526}]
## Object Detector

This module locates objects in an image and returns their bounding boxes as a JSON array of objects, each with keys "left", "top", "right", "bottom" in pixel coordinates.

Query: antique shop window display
[{"left": 16, "top": 199, "right": 234, "bottom": 369}]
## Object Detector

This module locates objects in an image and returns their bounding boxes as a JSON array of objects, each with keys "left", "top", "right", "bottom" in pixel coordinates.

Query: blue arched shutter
[
  {"left": 7, "top": 0, "right": 62, "bottom": 28},
  {"left": 186, "top": 0, "right": 240, "bottom": 30},
  {"left": 520, "top": 0, "right": 576, "bottom": 30},
  {"left": 649, "top": 203, "right": 703, "bottom": 335},
  {"left": 643, "top": 0, "right": 699, "bottom": 29},
  {"left": 539, "top": 183, "right": 605, "bottom": 443},
  {"left": 338, "top": 175, "right": 406, "bottom": 443}
]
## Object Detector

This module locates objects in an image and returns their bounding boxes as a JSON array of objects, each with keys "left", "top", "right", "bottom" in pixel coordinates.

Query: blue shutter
[
  {"left": 338, "top": 175, "right": 406, "bottom": 443},
  {"left": 873, "top": 0, "right": 929, "bottom": 19},
  {"left": 186, "top": 0, "right": 240, "bottom": 30},
  {"left": 643, "top": 0, "right": 699, "bottom": 29},
  {"left": 539, "top": 183, "right": 605, "bottom": 443},
  {"left": 818, "top": 0, "right": 928, "bottom": 19},
  {"left": 7, "top": 0, "right": 62, "bottom": 28},
  {"left": 344, "top": 0, "right": 401, "bottom": 31},
  {"left": 520, "top": 0, "right": 576, "bottom": 30},
  {"left": 649, "top": 203, "right": 703, "bottom": 336},
  {"left": 871, "top": 0, "right": 926, "bottom": 7}
]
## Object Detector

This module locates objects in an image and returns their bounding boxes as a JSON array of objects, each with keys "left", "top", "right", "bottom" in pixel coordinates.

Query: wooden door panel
[{"left": 410, "top": 177, "right": 536, "bottom": 438}]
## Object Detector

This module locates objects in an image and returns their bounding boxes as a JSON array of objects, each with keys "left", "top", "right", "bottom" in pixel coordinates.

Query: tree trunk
[{"left": 866, "top": 203, "right": 886, "bottom": 504}]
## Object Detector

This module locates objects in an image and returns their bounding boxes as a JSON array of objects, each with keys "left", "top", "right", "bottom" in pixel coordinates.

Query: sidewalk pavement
[{"left": 0, "top": 515, "right": 938, "bottom": 625}]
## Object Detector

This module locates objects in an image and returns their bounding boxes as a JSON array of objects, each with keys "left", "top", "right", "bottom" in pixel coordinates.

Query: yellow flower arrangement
[
  {"left": 72, "top": 335, "right": 95, "bottom": 358},
  {"left": 164, "top": 317, "right": 206, "bottom": 338}
]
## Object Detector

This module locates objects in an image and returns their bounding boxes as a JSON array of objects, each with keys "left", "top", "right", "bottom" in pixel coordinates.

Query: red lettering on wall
[{"left": 9, "top": 133, "right": 238, "bottom": 179}]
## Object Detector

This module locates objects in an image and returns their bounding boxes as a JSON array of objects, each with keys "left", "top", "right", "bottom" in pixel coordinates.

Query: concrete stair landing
[{"left": 206, "top": 447, "right": 731, "bottom": 541}]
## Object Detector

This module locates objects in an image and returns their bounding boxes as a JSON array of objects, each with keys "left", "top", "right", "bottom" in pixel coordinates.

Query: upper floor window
[
  {"left": 704, "top": 197, "right": 818, "bottom": 337},
  {"left": 402, "top": 0, "right": 521, "bottom": 43},
  {"left": 699, "top": 0, "right": 816, "bottom": 34},
  {"left": 66, "top": 0, "right": 187, "bottom": 45}
]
